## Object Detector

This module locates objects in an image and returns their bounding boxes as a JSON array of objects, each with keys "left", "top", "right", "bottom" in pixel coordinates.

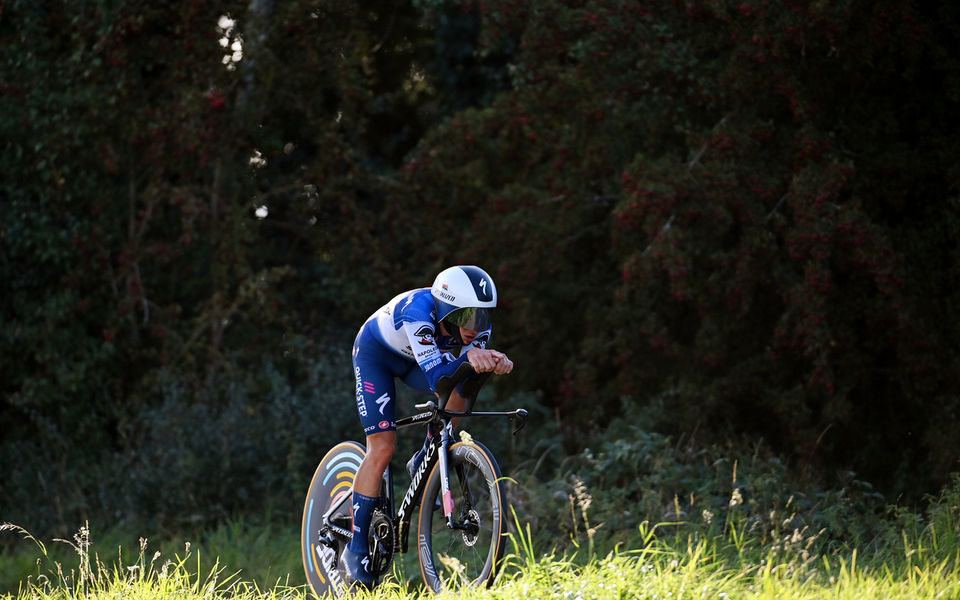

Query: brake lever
[{"left": 511, "top": 408, "right": 529, "bottom": 435}]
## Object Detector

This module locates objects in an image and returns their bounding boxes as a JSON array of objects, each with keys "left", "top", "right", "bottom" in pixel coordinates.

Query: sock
[{"left": 348, "top": 491, "right": 378, "bottom": 555}]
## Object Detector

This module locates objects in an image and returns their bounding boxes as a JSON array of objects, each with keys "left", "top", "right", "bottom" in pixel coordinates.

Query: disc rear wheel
[{"left": 301, "top": 441, "right": 365, "bottom": 599}]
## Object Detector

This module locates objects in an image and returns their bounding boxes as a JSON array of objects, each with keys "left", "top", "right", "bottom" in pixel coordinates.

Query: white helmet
[{"left": 431, "top": 265, "right": 497, "bottom": 332}]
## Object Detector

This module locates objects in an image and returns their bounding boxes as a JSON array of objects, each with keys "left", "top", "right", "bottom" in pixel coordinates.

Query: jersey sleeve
[{"left": 401, "top": 320, "right": 471, "bottom": 392}]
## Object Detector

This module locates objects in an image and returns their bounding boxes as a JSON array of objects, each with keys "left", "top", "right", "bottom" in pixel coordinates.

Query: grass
[
  {"left": 0, "top": 520, "right": 304, "bottom": 596},
  {"left": 3, "top": 508, "right": 959, "bottom": 600},
  {"left": 3, "top": 447, "right": 959, "bottom": 600}
]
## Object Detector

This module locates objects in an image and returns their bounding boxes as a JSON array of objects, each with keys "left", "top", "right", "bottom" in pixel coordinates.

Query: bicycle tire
[
  {"left": 417, "top": 440, "right": 507, "bottom": 593},
  {"left": 301, "top": 441, "right": 365, "bottom": 599}
]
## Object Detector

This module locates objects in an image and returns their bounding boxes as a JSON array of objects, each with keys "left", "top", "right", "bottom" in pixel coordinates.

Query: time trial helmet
[{"left": 431, "top": 265, "right": 497, "bottom": 332}]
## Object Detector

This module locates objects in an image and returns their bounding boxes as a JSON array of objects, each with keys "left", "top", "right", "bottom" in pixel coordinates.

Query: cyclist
[{"left": 342, "top": 265, "right": 514, "bottom": 587}]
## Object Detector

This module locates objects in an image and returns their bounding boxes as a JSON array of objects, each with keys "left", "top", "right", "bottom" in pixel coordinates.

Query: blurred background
[{"left": 2, "top": 0, "right": 958, "bottom": 563}]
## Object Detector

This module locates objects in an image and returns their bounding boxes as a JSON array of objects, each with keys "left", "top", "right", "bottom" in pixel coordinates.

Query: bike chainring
[{"left": 368, "top": 510, "right": 395, "bottom": 577}]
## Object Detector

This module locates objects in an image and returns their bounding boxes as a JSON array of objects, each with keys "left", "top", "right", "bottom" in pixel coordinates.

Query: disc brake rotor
[{"left": 460, "top": 509, "right": 481, "bottom": 547}]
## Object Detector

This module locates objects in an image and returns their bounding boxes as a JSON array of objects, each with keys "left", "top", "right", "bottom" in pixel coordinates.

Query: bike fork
[
  {"left": 437, "top": 423, "right": 475, "bottom": 531},
  {"left": 435, "top": 423, "right": 459, "bottom": 529}
]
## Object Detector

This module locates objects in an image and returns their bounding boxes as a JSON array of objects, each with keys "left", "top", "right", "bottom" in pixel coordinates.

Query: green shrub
[{"left": 507, "top": 418, "right": 921, "bottom": 565}]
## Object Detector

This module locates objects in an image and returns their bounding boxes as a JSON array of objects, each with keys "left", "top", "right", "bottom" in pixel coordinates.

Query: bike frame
[
  {"left": 318, "top": 364, "right": 527, "bottom": 557},
  {"left": 319, "top": 401, "right": 527, "bottom": 554}
]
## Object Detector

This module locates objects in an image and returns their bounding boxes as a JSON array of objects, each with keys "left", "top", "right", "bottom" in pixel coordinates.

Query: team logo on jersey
[
  {"left": 375, "top": 392, "right": 390, "bottom": 415},
  {"left": 415, "top": 325, "right": 436, "bottom": 346},
  {"left": 354, "top": 366, "right": 367, "bottom": 417},
  {"left": 473, "top": 332, "right": 490, "bottom": 348}
]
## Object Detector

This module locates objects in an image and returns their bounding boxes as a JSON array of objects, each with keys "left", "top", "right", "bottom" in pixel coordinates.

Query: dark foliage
[{"left": 1, "top": 0, "right": 958, "bottom": 538}]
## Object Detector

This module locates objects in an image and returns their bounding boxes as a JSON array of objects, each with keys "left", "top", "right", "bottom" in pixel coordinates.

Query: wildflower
[
  {"left": 729, "top": 488, "right": 744, "bottom": 508},
  {"left": 572, "top": 477, "right": 593, "bottom": 512}
]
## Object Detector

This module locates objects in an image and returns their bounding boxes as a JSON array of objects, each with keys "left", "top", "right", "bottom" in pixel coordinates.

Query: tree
[
  {"left": 3, "top": 0, "right": 959, "bottom": 535},
  {"left": 392, "top": 0, "right": 960, "bottom": 495}
]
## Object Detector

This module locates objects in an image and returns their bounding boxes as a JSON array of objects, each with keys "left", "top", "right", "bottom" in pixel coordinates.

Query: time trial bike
[{"left": 301, "top": 362, "right": 527, "bottom": 596}]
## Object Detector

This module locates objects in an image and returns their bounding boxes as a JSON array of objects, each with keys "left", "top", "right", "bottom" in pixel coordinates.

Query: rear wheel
[
  {"left": 417, "top": 441, "right": 507, "bottom": 592},
  {"left": 301, "top": 441, "right": 364, "bottom": 599}
]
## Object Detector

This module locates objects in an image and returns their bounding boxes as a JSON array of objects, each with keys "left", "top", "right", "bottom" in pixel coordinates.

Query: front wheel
[{"left": 417, "top": 440, "right": 507, "bottom": 593}]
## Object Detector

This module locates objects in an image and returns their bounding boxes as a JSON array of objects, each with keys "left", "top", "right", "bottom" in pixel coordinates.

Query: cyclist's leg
[
  {"left": 350, "top": 430, "right": 395, "bottom": 543},
  {"left": 345, "top": 326, "right": 403, "bottom": 584},
  {"left": 352, "top": 322, "right": 404, "bottom": 489},
  {"left": 353, "top": 431, "right": 395, "bottom": 496}
]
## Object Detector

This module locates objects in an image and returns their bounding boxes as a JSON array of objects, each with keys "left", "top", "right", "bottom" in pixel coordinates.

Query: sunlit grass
[{"left": 3, "top": 513, "right": 959, "bottom": 600}]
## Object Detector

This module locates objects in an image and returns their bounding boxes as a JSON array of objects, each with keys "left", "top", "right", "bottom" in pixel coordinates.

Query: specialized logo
[
  {"left": 407, "top": 411, "right": 433, "bottom": 424},
  {"left": 376, "top": 392, "right": 390, "bottom": 415},
  {"left": 415, "top": 325, "right": 435, "bottom": 346},
  {"left": 397, "top": 442, "right": 436, "bottom": 524},
  {"left": 465, "top": 269, "right": 494, "bottom": 303}
]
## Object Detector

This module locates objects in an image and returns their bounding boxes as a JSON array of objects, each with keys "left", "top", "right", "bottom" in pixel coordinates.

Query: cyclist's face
[{"left": 459, "top": 327, "right": 479, "bottom": 345}]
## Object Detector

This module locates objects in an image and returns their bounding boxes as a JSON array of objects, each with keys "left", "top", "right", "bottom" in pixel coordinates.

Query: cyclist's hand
[
  {"left": 492, "top": 352, "right": 513, "bottom": 375},
  {"left": 467, "top": 348, "right": 513, "bottom": 374}
]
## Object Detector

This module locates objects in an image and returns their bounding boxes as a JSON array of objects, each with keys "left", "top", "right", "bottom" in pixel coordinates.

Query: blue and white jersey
[{"left": 366, "top": 288, "right": 491, "bottom": 392}]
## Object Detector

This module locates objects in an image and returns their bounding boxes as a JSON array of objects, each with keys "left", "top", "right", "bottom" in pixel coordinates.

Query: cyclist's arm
[{"left": 401, "top": 320, "right": 471, "bottom": 391}]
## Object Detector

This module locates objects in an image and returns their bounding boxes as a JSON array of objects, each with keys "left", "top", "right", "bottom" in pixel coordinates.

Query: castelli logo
[{"left": 379, "top": 420, "right": 390, "bottom": 429}]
